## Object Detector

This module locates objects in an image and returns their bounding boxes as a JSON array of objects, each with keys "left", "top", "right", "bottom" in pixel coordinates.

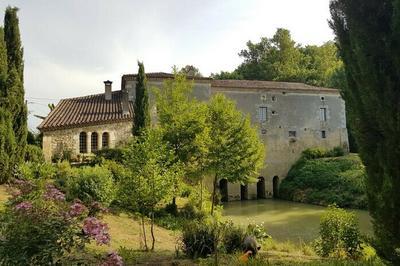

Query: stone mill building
[{"left": 38, "top": 72, "right": 349, "bottom": 201}]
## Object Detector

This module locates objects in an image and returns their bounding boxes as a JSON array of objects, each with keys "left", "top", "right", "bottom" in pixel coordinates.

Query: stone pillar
[
  {"left": 87, "top": 132, "right": 91, "bottom": 154},
  {"left": 98, "top": 131, "right": 102, "bottom": 150}
]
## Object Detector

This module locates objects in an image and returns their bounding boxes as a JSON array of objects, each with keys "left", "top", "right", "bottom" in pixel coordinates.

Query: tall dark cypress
[
  {"left": 330, "top": 0, "right": 400, "bottom": 262},
  {"left": 0, "top": 26, "right": 16, "bottom": 183},
  {"left": 4, "top": 6, "right": 26, "bottom": 164},
  {"left": 133, "top": 61, "right": 150, "bottom": 135}
]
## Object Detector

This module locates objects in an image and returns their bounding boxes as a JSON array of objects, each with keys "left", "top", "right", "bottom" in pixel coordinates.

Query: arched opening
[
  {"left": 273, "top": 176, "right": 279, "bottom": 198},
  {"left": 257, "top": 177, "right": 266, "bottom": 199},
  {"left": 102, "top": 132, "right": 109, "bottom": 149},
  {"left": 219, "top": 179, "right": 228, "bottom": 202},
  {"left": 79, "top": 132, "right": 87, "bottom": 153},
  {"left": 91, "top": 132, "right": 98, "bottom": 152},
  {"left": 240, "top": 184, "right": 248, "bottom": 200}
]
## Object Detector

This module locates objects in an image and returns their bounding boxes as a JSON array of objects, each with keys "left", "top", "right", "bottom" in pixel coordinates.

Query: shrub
[
  {"left": 315, "top": 205, "right": 362, "bottom": 259},
  {"left": 51, "top": 149, "right": 72, "bottom": 163},
  {"left": 181, "top": 220, "right": 217, "bottom": 258},
  {"left": 102, "top": 160, "right": 129, "bottom": 182},
  {"left": 246, "top": 222, "right": 271, "bottom": 242},
  {"left": 24, "top": 144, "right": 44, "bottom": 163},
  {"left": 222, "top": 221, "right": 246, "bottom": 253},
  {"left": 0, "top": 179, "right": 110, "bottom": 265},
  {"left": 66, "top": 166, "right": 115, "bottom": 206},
  {"left": 93, "top": 148, "right": 125, "bottom": 164},
  {"left": 18, "top": 162, "right": 56, "bottom": 180},
  {"left": 302, "top": 146, "right": 346, "bottom": 160}
]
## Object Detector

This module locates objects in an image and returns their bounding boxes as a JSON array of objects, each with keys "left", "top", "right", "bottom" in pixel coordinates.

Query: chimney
[
  {"left": 104, "top": 80, "right": 112, "bottom": 100},
  {"left": 122, "top": 89, "right": 130, "bottom": 116}
]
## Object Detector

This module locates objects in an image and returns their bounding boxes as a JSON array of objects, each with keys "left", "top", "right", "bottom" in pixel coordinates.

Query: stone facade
[{"left": 42, "top": 121, "right": 132, "bottom": 161}]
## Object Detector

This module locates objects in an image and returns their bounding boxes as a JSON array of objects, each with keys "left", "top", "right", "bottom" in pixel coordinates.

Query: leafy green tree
[
  {"left": 118, "top": 129, "right": 181, "bottom": 251},
  {"left": 207, "top": 94, "right": 265, "bottom": 214},
  {"left": 133, "top": 61, "right": 150, "bottom": 136},
  {"left": 4, "top": 6, "right": 27, "bottom": 165},
  {"left": 330, "top": 0, "right": 400, "bottom": 262},
  {"left": 155, "top": 72, "right": 210, "bottom": 210},
  {"left": 179, "top": 65, "right": 203, "bottom": 77}
]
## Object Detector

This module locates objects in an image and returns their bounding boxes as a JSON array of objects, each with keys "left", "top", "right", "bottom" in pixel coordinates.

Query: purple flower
[
  {"left": 83, "top": 217, "right": 110, "bottom": 245},
  {"left": 101, "top": 251, "right": 123, "bottom": 266},
  {"left": 69, "top": 202, "right": 87, "bottom": 217},
  {"left": 44, "top": 184, "right": 65, "bottom": 201},
  {"left": 15, "top": 201, "right": 33, "bottom": 211}
]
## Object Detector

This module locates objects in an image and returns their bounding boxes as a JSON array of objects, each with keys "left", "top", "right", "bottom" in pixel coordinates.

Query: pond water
[{"left": 222, "top": 199, "right": 373, "bottom": 243}]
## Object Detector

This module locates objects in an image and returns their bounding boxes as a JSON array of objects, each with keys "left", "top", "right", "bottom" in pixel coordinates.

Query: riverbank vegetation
[{"left": 279, "top": 148, "right": 367, "bottom": 209}]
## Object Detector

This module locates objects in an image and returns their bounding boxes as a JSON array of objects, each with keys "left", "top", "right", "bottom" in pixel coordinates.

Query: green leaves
[{"left": 133, "top": 61, "right": 150, "bottom": 136}]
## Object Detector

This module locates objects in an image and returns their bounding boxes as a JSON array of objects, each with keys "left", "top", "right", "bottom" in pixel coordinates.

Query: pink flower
[
  {"left": 101, "top": 251, "right": 123, "bottom": 266},
  {"left": 44, "top": 184, "right": 65, "bottom": 201},
  {"left": 15, "top": 201, "right": 33, "bottom": 211},
  {"left": 82, "top": 217, "right": 110, "bottom": 245},
  {"left": 69, "top": 202, "right": 87, "bottom": 217}
]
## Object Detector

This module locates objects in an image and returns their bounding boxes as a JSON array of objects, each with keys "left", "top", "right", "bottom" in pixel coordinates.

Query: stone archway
[
  {"left": 273, "top": 176, "right": 279, "bottom": 198},
  {"left": 240, "top": 184, "right": 248, "bottom": 200},
  {"left": 257, "top": 177, "right": 266, "bottom": 199},
  {"left": 219, "top": 179, "right": 228, "bottom": 202}
]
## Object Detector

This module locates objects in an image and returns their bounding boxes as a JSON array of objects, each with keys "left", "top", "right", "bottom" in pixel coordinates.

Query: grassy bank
[{"left": 279, "top": 153, "right": 367, "bottom": 209}]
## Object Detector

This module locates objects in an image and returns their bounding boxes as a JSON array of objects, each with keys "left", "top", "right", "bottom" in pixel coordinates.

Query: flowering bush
[
  {"left": 101, "top": 251, "right": 124, "bottom": 266},
  {"left": 0, "top": 179, "right": 114, "bottom": 265}
]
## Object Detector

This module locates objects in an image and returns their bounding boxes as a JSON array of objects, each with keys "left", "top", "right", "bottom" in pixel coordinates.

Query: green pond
[{"left": 222, "top": 199, "right": 373, "bottom": 243}]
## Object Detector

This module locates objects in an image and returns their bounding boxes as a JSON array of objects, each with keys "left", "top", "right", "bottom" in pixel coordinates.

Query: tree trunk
[
  {"left": 141, "top": 215, "right": 148, "bottom": 251},
  {"left": 211, "top": 174, "right": 218, "bottom": 215},
  {"left": 150, "top": 211, "right": 155, "bottom": 251}
]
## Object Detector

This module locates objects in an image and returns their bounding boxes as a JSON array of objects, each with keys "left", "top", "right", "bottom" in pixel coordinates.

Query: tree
[
  {"left": 155, "top": 71, "right": 210, "bottom": 211},
  {"left": 179, "top": 65, "right": 203, "bottom": 77},
  {"left": 4, "top": 6, "right": 27, "bottom": 165},
  {"left": 207, "top": 94, "right": 264, "bottom": 214},
  {"left": 133, "top": 61, "right": 150, "bottom": 136},
  {"left": 118, "top": 129, "right": 180, "bottom": 251},
  {"left": 330, "top": 0, "right": 400, "bottom": 262}
]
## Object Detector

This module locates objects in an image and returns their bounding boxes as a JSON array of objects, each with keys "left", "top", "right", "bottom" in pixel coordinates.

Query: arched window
[
  {"left": 102, "top": 132, "right": 109, "bottom": 149},
  {"left": 79, "top": 132, "right": 87, "bottom": 153},
  {"left": 91, "top": 132, "right": 98, "bottom": 152}
]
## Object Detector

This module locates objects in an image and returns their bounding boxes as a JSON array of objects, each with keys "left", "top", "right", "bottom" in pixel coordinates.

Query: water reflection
[{"left": 222, "top": 199, "right": 373, "bottom": 243}]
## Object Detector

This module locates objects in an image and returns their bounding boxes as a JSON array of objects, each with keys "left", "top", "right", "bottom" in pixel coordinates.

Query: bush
[
  {"left": 66, "top": 166, "right": 115, "bottom": 206},
  {"left": 222, "top": 221, "right": 246, "bottom": 253},
  {"left": 18, "top": 162, "right": 56, "bottom": 180},
  {"left": 24, "top": 144, "right": 44, "bottom": 163},
  {"left": 302, "top": 146, "right": 346, "bottom": 160},
  {"left": 314, "top": 205, "right": 362, "bottom": 259},
  {"left": 181, "top": 220, "right": 217, "bottom": 258},
  {"left": 0, "top": 179, "right": 110, "bottom": 265},
  {"left": 102, "top": 160, "right": 129, "bottom": 182},
  {"left": 93, "top": 148, "right": 125, "bottom": 164},
  {"left": 279, "top": 154, "right": 367, "bottom": 209}
]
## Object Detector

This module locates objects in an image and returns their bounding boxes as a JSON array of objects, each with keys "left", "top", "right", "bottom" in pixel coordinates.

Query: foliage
[
  {"left": 18, "top": 162, "right": 56, "bottom": 180},
  {"left": 0, "top": 179, "right": 111, "bottom": 265},
  {"left": 279, "top": 154, "right": 367, "bottom": 209},
  {"left": 221, "top": 221, "right": 246, "bottom": 254},
  {"left": 0, "top": 108, "right": 16, "bottom": 183},
  {"left": 66, "top": 166, "right": 115, "bottom": 206},
  {"left": 179, "top": 65, "right": 202, "bottom": 77},
  {"left": 101, "top": 160, "right": 129, "bottom": 182},
  {"left": 93, "top": 147, "right": 125, "bottom": 164},
  {"left": 330, "top": 1, "right": 400, "bottom": 262},
  {"left": 133, "top": 61, "right": 150, "bottom": 136},
  {"left": 51, "top": 148, "right": 72, "bottom": 163},
  {"left": 24, "top": 144, "right": 44, "bottom": 163},
  {"left": 207, "top": 93, "right": 265, "bottom": 214},
  {"left": 246, "top": 222, "right": 271, "bottom": 242},
  {"left": 212, "top": 28, "right": 343, "bottom": 88},
  {"left": 301, "top": 146, "right": 346, "bottom": 160},
  {"left": 181, "top": 219, "right": 218, "bottom": 258},
  {"left": 4, "top": 7, "right": 27, "bottom": 166},
  {"left": 314, "top": 205, "right": 362, "bottom": 259}
]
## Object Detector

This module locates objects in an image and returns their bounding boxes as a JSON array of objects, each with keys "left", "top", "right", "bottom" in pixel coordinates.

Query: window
[
  {"left": 258, "top": 107, "right": 268, "bottom": 122},
  {"left": 272, "top": 96, "right": 277, "bottom": 102},
  {"left": 79, "top": 132, "right": 87, "bottom": 153},
  {"left": 320, "top": 108, "right": 327, "bottom": 121},
  {"left": 91, "top": 132, "right": 98, "bottom": 152},
  {"left": 289, "top": 131, "right": 297, "bottom": 137},
  {"left": 102, "top": 132, "right": 109, "bottom": 148},
  {"left": 321, "top": 130, "right": 327, "bottom": 139}
]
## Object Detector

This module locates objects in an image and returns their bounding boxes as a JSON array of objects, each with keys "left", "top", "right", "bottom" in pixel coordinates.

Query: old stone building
[{"left": 39, "top": 73, "right": 349, "bottom": 201}]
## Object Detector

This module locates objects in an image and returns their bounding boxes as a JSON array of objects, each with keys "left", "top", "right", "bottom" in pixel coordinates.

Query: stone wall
[{"left": 42, "top": 121, "right": 132, "bottom": 161}]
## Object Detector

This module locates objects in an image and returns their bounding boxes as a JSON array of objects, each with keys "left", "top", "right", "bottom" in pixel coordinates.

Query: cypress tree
[
  {"left": 4, "top": 6, "right": 26, "bottom": 164},
  {"left": 330, "top": 0, "right": 400, "bottom": 262},
  {"left": 133, "top": 61, "right": 150, "bottom": 135}
]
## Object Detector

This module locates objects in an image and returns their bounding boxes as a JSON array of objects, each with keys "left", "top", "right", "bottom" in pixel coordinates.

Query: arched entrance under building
[
  {"left": 240, "top": 184, "right": 248, "bottom": 200},
  {"left": 273, "top": 176, "right": 279, "bottom": 198},
  {"left": 219, "top": 179, "right": 228, "bottom": 202},
  {"left": 257, "top": 177, "right": 266, "bottom": 199}
]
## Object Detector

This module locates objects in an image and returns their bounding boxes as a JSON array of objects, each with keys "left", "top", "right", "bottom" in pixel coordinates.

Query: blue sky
[{"left": 0, "top": 0, "right": 334, "bottom": 131}]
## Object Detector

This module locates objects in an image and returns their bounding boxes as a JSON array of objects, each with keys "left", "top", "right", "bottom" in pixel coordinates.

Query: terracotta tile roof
[
  {"left": 211, "top": 79, "right": 339, "bottom": 93},
  {"left": 122, "top": 72, "right": 212, "bottom": 81},
  {"left": 38, "top": 90, "right": 133, "bottom": 131}
]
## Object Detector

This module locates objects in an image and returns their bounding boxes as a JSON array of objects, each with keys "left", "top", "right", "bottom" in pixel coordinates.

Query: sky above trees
[{"left": 0, "top": 0, "right": 334, "bottom": 131}]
